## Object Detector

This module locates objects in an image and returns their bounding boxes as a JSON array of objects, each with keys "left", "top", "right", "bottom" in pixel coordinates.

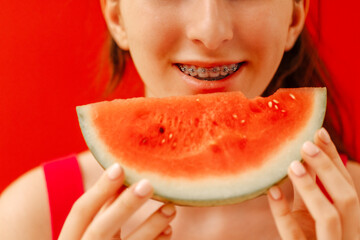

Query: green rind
[{"left": 77, "top": 88, "right": 327, "bottom": 207}]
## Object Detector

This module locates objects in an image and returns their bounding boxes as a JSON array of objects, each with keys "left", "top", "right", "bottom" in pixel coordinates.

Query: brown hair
[
  {"left": 104, "top": 29, "right": 352, "bottom": 158},
  {"left": 103, "top": 39, "right": 128, "bottom": 96}
]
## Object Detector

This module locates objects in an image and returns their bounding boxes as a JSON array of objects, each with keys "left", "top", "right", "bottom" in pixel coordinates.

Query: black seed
[{"left": 159, "top": 127, "right": 165, "bottom": 134}]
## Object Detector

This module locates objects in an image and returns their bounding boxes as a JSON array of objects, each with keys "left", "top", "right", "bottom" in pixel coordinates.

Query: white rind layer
[{"left": 77, "top": 88, "right": 327, "bottom": 206}]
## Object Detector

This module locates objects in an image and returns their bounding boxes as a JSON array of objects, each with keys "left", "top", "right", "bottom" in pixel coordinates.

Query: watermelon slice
[{"left": 76, "top": 88, "right": 326, "bottom": 206}]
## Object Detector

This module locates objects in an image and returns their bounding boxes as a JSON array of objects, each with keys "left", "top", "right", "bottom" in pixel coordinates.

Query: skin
[{"left": 1, "top": 0, "right": 360, "bottom": 239}]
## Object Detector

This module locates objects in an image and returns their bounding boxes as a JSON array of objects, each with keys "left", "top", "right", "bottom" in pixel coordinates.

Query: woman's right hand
[{"left": 58, "top": 163, "right": 176, "bottom": 240}]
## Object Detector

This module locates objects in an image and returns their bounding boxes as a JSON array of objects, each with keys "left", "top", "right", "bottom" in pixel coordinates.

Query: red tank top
[{"left": 43, "top": 155, "right": 84, "bottom": 240}]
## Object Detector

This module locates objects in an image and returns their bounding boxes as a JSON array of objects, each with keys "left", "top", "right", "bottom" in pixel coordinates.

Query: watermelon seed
[
  {"left": 161, "top": 139, "right": 166, "bottom": 144},
  {"left": 274, "top": 105, "right": 279, "bottom": 110},
  {"left": 268, "top": 101, "right": 273, "bottom": 108},
  {"left": 273, "top": 99, "right": 279, "bottom": 104},
  {"left": 241, "top": 119, "right": 246, "bottom": 124},
  {"left": 159, "top": 127, "right": 165, "bottom": 134},
  {"left": 196, "top": 98, "right": 200, "bottom": 102},
  {"left": 232, "top": 114, "right": 238, "bottom": 119},
  {"left": 289, "top": 93, "right": 296, "bottom": 100},
  {"left": 281, "top": 110, "right": 286, "bottom": 113},
  {"left": 169, "top": 133, "right": 173, "bottom": 139},
  {"left": 140, "top": 137, "right": 148, "bottom": 145}
]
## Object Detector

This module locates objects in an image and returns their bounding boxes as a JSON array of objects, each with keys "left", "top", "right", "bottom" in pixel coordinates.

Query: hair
[{"left": 103, "top": 28, "right": 352, "bottom": 158}]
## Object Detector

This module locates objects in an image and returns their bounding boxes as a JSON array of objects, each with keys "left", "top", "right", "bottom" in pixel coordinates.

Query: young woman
[{"left": 1, "top": 0, "right": 360, "bottom": 239}]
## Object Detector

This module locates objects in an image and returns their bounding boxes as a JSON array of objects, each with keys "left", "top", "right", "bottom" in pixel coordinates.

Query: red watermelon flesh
[{"left": 77, "top": 88, "right": 326, "bottom": 206}]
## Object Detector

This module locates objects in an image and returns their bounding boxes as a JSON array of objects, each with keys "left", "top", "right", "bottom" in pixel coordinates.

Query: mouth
[{"left": 176, "top": 63, "right": 243, "bottom": 81}]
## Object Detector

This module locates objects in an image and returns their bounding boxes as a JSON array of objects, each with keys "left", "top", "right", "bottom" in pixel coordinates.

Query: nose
[{"left": 186, "top": 0, "right": 233, "bottom": 50}]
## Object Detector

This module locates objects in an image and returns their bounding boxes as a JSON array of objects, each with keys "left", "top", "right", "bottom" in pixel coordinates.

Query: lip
[
  {"left": 176, "top": 61, "right": 240, "bottom": 68},
  {"left": 173, "top": 62, "right": 245, "bottom": 93}
]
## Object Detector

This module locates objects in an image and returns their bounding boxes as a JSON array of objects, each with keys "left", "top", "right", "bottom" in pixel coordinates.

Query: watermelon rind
[{"left": 77, "top": 88, "right": 327, "bottom": 206}]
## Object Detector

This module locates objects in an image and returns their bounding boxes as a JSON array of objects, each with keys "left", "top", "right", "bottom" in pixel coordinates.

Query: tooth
[
  {"left": 179, "top": 63, "right": 239, "bottom": 80},
  {"left": 220, "top": 65, "right": 229, "bottom": 76},
  {"left": 188, "top": 65, "right": 198, "bottom": 76},
  {"left": 181, "top": 65, "right": 190, "bottom": 75},
  {"left": 209, "top": 67, "right": 220, "bottom": 78},
  {"left": 229, "top": 64, "right": 237, "bottom": 73},
  {"left": 198, "top": 68, "right": 209, "bottom": 78}
]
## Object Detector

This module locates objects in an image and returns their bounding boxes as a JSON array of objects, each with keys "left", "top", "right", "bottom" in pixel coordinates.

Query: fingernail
[
  {"left": 134, "top": 179, "right": 152, "bottom": 197},
  {"left": 107, "top": 163, "right": 122, "bottom": 180},
  {"left": 302, "top": 141, "right": 320, "bottom": 157},
  {"left": 161, "top": 204, "right": 176, "bottom": 217},
  {"left": 319, "top": 128, "right": 331, "bottom": 143},
  {"left": 290, "top": 161, "right": 306, "bottom": 177},
  {"left": 268, "top": 186, "right": 282, "bottom": 200},
  {"left": 163, "top": 226, "right": 172, "bottom": 235}
]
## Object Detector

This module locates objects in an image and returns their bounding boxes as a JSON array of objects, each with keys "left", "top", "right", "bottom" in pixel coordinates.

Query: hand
[
  {"left": 267, "top": 128, "right": 360, "bottom": 240},
  {"left": 59, "top": 163, "right": 175, "bottom": 240}
]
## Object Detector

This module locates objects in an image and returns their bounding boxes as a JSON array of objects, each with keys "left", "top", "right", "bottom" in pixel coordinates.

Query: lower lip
[{"left": 174, "top": 63, "right": 244, "bottom": 93}]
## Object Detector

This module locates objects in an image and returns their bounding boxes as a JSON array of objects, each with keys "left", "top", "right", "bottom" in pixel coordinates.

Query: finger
[
  {"left": 315, "top": 128, "right": 353, "bottom": 185},
  {"left": 155, "top": 226, "right": 172, "bottom": 240},
  {"left": 99, "top": 197, "right": 122, "bottom": 239},
  {"left": 289, "top": 161, "right": 341, "bottom": 240},
  {"left": 267, "top": 186, "right": 307, "bottom": 240},
  {"left": 125, "top": 204, "right": 176, "bottom": 240},
  {"left": 292, "top": 162, "right": 315, "bottom": 212},
  {"left": 83, "top": 179, "right": 153, "bottom": 239},
  {"left": 301, "top": 141, "right": 360, "bottom": 240},
  {"left": 314, "top": 128, "right": 360, "bottom": 238},
  {"left": 59, "top": 163, "right": 124, "bottom": 240}
]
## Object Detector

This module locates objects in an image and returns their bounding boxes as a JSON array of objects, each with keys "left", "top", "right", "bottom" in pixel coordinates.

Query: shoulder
[
  {"left": 0, "top": 166, "right": 52, "bottom": 239},
  {"left": 346, "top": 160, "right": 360, "bottom": 195},
  {"left": 0, "top": 153, "right": 103, "bottom": 240}
]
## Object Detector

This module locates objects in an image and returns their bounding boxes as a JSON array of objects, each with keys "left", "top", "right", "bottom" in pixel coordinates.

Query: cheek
[
  {"left": 243, "top": 17, "right": 289, "bottom": 56},
  {"left": 245, "top": 27, "right": 287, "bottom": 93},
  {"left": 123, "top": 8, "right": 180, "bottom": 59},
  {"left": 121, "top": 10, "right": 182, "bottom": 96},
  {"left": 239, "top": 11, "right": 291, "bottom": 73},
  {"left": 236, "top": 3, "right": 292, "bottom": 54},
  {"left": 233, "top": 11, "right": 291, "bottom": 97}
]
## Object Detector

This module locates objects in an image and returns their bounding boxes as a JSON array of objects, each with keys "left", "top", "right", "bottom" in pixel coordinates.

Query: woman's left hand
[{"left": 267, "top": 128, "right": 360, "bottom": 240}]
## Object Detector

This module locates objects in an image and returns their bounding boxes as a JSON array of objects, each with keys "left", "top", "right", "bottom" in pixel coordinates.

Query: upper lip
[{"left": 175, "top": 61, "right": 244, "bottom": 68}]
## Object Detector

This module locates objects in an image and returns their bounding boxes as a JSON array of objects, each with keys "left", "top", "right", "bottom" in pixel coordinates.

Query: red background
[{"left": 0, "top": 1, "right": 359, "bottom": 193}]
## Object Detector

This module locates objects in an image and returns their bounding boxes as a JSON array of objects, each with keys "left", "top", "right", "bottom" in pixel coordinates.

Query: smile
[{"left": 177, "top": 63, "right": 242, "bottom": 81}]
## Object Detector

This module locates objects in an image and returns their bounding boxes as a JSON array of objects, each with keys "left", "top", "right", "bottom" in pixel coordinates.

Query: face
[{"left": 106, "top": 0, "right": 307, "bottom": 98}]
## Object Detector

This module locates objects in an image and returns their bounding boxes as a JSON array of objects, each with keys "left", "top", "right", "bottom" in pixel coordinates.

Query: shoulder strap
[{"left": 43, "top": 155, "right": 84, "bottom": 240}]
